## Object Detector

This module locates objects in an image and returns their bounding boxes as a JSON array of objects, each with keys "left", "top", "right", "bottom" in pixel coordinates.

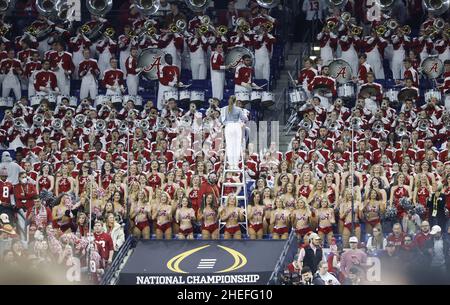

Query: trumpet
[
  {"left": 372, "top": 120, "right": 384, "bottom": 133},
  {"left": 239, "top": 22, "right": 250, "bottom": 34},
  {"left": 396, "top": 123, "right": 407, "bottom": 137},
  {"left": 13, "top": 118, "right": 27, "bottom": 130},
  {"left": 138, "top": 119, "right": 150, "bottom": 131},
  {"left": 216, "top": 25, "right": 228, "bottom": 36},
  {"left": 33, "top": 114, "right": 44, "bottom": 127},
  {"left": 418, "top": 119, "right": 429, "bottom": 132},
  {"left": 351, "top": 25, "right": 363, "bottom": 36},
  {"left": 52, "top": 118, "right": 63, "bottom": 131},
  {"left": 198, "top": 24, "right": 209, "bottom": 35},
  {"left": 341, "top": 12, "right": 351, "bottom": 23},
  {"left": 95, "top": 119, "right": 106, "bottom": 132},
  {"left": 263, "top": 21, "right": 274, "bottom": 32},
  {"left": 386, "top": 18, "right": 398, "bottom": 30},
  {"left": 400, "top": 25, "right": 411, "bottom": 35},
  {"left": 104, "top": 27, "right": 115, "bottom": 38},
  {"left": 75, "top": 114, "right": 87, "bottom": 127},
  {"left": 81, "top": 24, "right": 90, "bottom": 34},
  {"left": 326, "top": 20, "right": 336, "bottom": 31},
  {"left": 376, "top": 25, "right": 386, "bottom": 36}
]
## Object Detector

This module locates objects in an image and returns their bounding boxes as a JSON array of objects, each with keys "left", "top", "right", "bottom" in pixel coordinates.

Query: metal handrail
[
  {"left": 267, "top": 230, "right": 297, "bottom": 285},
  {"left": 100, "top": 235, "right": 135, "bottom": 285}
]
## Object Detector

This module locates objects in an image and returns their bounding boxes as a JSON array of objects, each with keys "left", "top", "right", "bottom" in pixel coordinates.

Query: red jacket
[
  {"left": 103, "top": 69, "right": 125, "bottom": 88},
  {"left": 78, "top": 59, "right": 100, "bottom": 78},
  {"left": 158, "top": 65, "right": 179, "bottom": 86},
  {"left": 34, "top": 70, "right": 58, "bottom": 91},
  {"left": 13, "top": 182, "right": 38, "bottom": 212},
  {"left": 358, "top": 62, "right": 372, "bottom": 83},
  {"left": 48, "top": 51, "right": 74, "bottom": 74},
  {"left": 0, "top": 58, "right": 22, "bottom": 75},
  {"left": 24, "top": 61, "right": 42, "bottom": 78},
  {"left": 125, "top": 55, "right": 139, "bottom": 75},
  {"left": 210, "top": 51, "right": 225, "bottom": 70},
  {"left": 298, "top": 68, "right": 317, "bottom": 86},
  {"left": 234, "top": 64, "right": 253, "bottom": 86}
]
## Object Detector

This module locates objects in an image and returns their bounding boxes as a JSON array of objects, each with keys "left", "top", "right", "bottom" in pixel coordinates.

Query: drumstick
[{"left": 287, "top": 71, "right": 297, "bottom": 87}]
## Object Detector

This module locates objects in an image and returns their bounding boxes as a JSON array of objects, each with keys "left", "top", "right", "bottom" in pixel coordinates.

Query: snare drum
[
  {"left": 424, "top": 90, "right": 442, "bottom": 102},
  {"left": 384, "top": 89, "right": 399, "bottom": 102},
  {"left": 111, "top": 95, "right": 123, "bottom": 104},
  {"left": 57, "top": 95, "right": 70, "bottom": 105},
  {"left": 0, "top": 97, "right": 7, "bottom": 107},
  {"left": 235, "top": 91, "right": 250, "bottom": 103},
  {"left": 94, "top": 95, "right": 109, "bottom": 107},
  {"left": 134, "top": 95, "right": 143, "bottom": 106},
  {"left": 251, "top": 90, "right": 262, "bottom": 102},
  {"left": 190, "top": 90, "right": 205, "bottom": 103},
  {"left": 261, "top": 91, "right": 275, "bottom": 107},
  {"left": 47, "top": 94, "right": 56, "bottom": 104},
  {"left": 289, "top": 89, "right": 307, "bottom": 104},
  {"left": 163, "top": 90, "right": 179, "bottom": 101},
  {"left": 122, "top": 95, "right": 135, "bottom": 106},
  {"left": 179, "top": 90, "right": 191, "bottom": 102},
  {"left": 337, "top": 83, "right": 355, "bottom": 99}
]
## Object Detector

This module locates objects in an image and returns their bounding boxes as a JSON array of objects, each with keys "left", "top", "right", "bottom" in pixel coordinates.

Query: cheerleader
[
  {"left": 109, "top": 191, "right": 126, "bottom": 223},
  {"left": 198, "top": 193, "right": 219, "bottom": 239},
  {"left": 147, "top": 160, "right": 165, "bottom": 190},
  {"left": 130, "top": 190, "right": 151, "bottom": 239},
  {"left": 175, "top": 196, "right": 196, "bottom": 239},
  {"left": 219, "top": 193, "right": 245, "bottom": 240},
  {"left": 152, "top": 191, "right": 174, "bottom": 240},
  {"left": 247, "top": 191, "right": 265, "bottom": 239},
  {"left": 296, "top": 171, "right": 314, "bottom": 200},
  {"left": 262, "top": 187, "right": 274, "bottom": 234},
  {"left": 389, "top": 173, "right": 412, "bottom": 219},
  {"left": 270, "top": 197, "right": 290, "bottom": 240},
  {"left": 291, "top": 198, "right": 312, "bottom": 242},
  {"left": 55, "top": 165, "right": 76, "bottom": 196},
  {"left": 413, "top": 174, "right": 432, "bottom": 218},
  {"left": 36, "top": 163, "right": 54, "bottom": 193},
  {"left": 317, "top": 199, "right": 335, "bottom": 246},
  {"left": 274, "top": 174, "right": 289, "bottom": 196},
  {"left": 339, "top": 188, "right": 363, "bottom": 248},
  {"left": 363, "top": 189, "right": 385, "bottom": 235},
  {"left": 280, "top": 182, "right": 296, "bottom": 211}
]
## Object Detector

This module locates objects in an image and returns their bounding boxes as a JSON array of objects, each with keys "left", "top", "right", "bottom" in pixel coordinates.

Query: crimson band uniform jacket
[
  {"left": 17, "top": 49, "right": 38, "bottom": 65},
  {"left": 78, "top": 59, "right": 100, "bottom": 78},
  {"left": 125, "top": 56, "right": 139, "bottom": 75},
  {"left": 253, "top": 33, "right": 276, "bottom": 53},
  {"left": 48, "top": 51, "right": 74, "bottom": 74},
  {"left": 103, "top": 69, "right": 125, "bottom": 88},
  {"left": 317, "top": 32, "right": 337, "bottom": 48},
  {"left": 24, "top": 61, "right": 42, "bottom": 78},
  {"left": 358, "top": 62, "right": 373, "bottom": 83},
  {"left": 210, "top": 51, "right": 225, "bottom": 70},
  {"left": 158, "top": 65, "right": 179, "bottom": 86},
  {"left": 298, "top": 67, "right": 317, "bottom": 86},
  {"left": 0, "top": 58, "right": 22, "bottom": 75},
  {"left": 404, "top": 67, "right": 419, "bottom": 87},
  {"left": 307, "top": 75, "right": 337, "bottom": 96},
  {"left": 34, "top": 70, "right": 57, "bottom": 91},
  {"left": 234, "top": 64, "right": 253, "bottom": 86},
  {"left": 69, "top": 35, "right": 92, "bottom": 52}
]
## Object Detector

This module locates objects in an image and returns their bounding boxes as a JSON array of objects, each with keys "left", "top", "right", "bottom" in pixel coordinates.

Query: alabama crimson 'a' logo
[
  {"left": 143, "top": 55, "right": 162, "bottom": 73},
  {"left": 230, "top": 57, "right": 244, "bottom": 69},
  {"left": 336, "top": 66, "right": 348, "bottom": 79},
  {"left": 428, "top": 62, "right": 438, "bottom": 73}
]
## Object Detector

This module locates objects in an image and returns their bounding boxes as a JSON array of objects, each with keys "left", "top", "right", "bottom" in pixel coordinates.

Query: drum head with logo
[
  {"left": 138, "top": 48, "right": 166, "bottom": 80},
  {"left": 328, "top": 59, "right": 353, "bottom": 84},
  {"left": 421, "top": 56, "right": 443, "bottom": 79},
  {"left": 225, "top": 47, "right": 254, "bottom": 70}
]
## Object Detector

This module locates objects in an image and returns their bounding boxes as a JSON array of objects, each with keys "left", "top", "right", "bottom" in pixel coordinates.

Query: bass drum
[
  {"left": 421, "top": 56, "right": 443, "bottom": 79},
  {"left": 137, "top": 48, "right": 166, "bottom": 80},
  {"left": 225, "top": 46, "right": 254, "bottom": 70}
]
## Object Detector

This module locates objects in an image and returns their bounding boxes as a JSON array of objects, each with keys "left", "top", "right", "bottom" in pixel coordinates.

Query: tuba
[
  {"left": 256, "top": 0, "right": 279, "bottom": 8},
  {"left": 0, "top": 0, "right": 15, "bottom": 14},
  {"left": 118, "top": 121, "right": 128, "bottom": 133},
  {"left": 134, "top": 0, "right": 160, "bottom": 16},
  {"left": 138, "top": 119, "right": 150, "bottom": 131},
  {"left": 184, "top": 0, "right": 211, "bottom": 12},
  {"left": 176, "top": 19, "right": 186, "bottom": 32},
  {"left": 95, "top": 119, "right": 106, "bottom": 132},
  {"left": 351, "top": 117, "right": 363, "bottom": 131},
  {"left": 36, "top": 0, "right": 57, "bottom": 17},
  {"left": 299, "top": 118, "right": 313, "bottom": 131},
  {"left": 341, "top": 12, "right": 351, "bottom": 23},
  {"left": 52, "top": 118, "right": 63, "bottom": 130},
  {"left": 423, "top": 0, "right": 450, "bottom": 16},
  {"left": 217, "top": 25, "right": 228, "bottom": 36},
  {"left": 418, "top": 119, "right": 429, "bottom": 132},
  {"left": 378, "top": 0, "right": 395, "bottom": 10},
  {"left": 75, "top": 114, "right": 87, "bottom": 127},
  {"left": 396, "top": 123, "right": 407, "bottom": 137},
  {"left": 386, "top": 18, "right": 399, "bottom": 30},
  {"left": 325, "top": 0, "right": 348, "bottom": 8},
  {"left": 33, "top": 113, "right": 44, "bottom": 127},
  {"left": 56, "top": 0, "right": 75, "bottom": 20},
  {"left": 87, "top": 0, "right": 113, "bottom": 16}
]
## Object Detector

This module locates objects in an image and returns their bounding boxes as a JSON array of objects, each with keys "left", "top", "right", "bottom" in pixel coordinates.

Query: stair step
[
  {"left": 224, "top": 168, "right": 245, "bottom": 173},
  {"left": 222, "top": 195, "right": 246, "bottom": 200}
]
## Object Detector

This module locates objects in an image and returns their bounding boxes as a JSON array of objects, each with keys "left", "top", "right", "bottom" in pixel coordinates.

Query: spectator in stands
[
  {"left": 414, "top": 220, "right": 432, "bottom": 250},
  {"left": 424, "top": 225, "right": 449, "bottom": 282},
  {"left": 313, "top": 260, "right": 340, "bottom": 285},
  {"left": 93, "top": 219, "right": 114, "bottom": 268},
  {"left": 299, "top": 266, "right": 314, "bottom": 285},
  {"left": 298, "top": 233, "right": 323, "bottom": 274},
  {"left": 340, "top": 236, "right": 368, "bottom": 280},
  {"left": 103, "top": 212, "right": 125, "bottom": 254},
  {"left": 426, "top": 186, "right": 447, "bottom": 230},
  {"left": 366, "top": 226, "right": 387, "bottom": 254},
  {"left": 387, "top": 223, "right": 406, "bottom": 247}
]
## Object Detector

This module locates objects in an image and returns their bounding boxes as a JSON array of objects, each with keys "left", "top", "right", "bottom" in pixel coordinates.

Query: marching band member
[
  {"left": 359, "top": 72, "right": 383, "bottom": 103},
  {"left": 210, "top": 42, "right": 228, "bottom": 101},
  {"left": 48, "top": 41, "right": 74, "bottom": 96},
  {"left": 362, "top": 29, "right": 388, "bottom": 79},
  {"left": 229, "top": 27, "right": 253, "bottom": 48},
  {"left": 435, "top": 33, "right": 450, "bottom": 63},
  {"left": 316, "top": 26, "right": 337, "bottom": 65},
  {"left": 17, "top": 39, "right": 38, "bottom": 91},
  {"left": 441, "top": 60, "right": 450, "bottom": 110},
  {"left": 69, "top": 29, "right": 92, "bottom": 80},
  {"left": 187, "top": 29, "right": 208, "bottom": 80},
  {"left": 234, "top": 54, "right": 255, "bottom": 95},
  {"left": 0, "top": 49, "right": 22, "bottom": 101},
  {"left": 307, "top": 65, "right": 337, "bottom": 106},
  {"left": 253, "top": 24, "right": 276, "bottom": 81},
  {"left": 402, "top": 58, "right": 419, "bottom": 87},
  {"left": 296, "top": 58, "right": 318, "bottom": 97},
  {"left": 159, "top": 27, "right": 184, "bottom": 70},
  {"left": 399, "top": 78, "right": 419, "bottom": 104},
  {"left": 79, "top": 48, "right": 100, "bottom": 100},
  {"left": 30, "top": 15, "right": 51, "bottom": 57},
  {"left": 103, "top": 58, "right": 125, "bottom": 97},
  {"left": 357, "top": 53, "right": 373, "bottom": 84},
  {"left": 338, "top": 29, "right": 360, "bottom": 78},
  {"left": 157, "top": 53, "right": 180, "bottom": 110},
  {"left": 118, "top": 24, "right": 134, "bottom": 72},
  {"left": 413, "top": 29, "right": 434, "bottom": 64},
  {"left": 96, "top": 31, "right": 117, "bottom": 79},
  {"left": 125, "top": 47, "right": 141, "bottom": 96},
  {"left": 24, "top": 52, "right": 42, "bottom": 98},
  {"left": 33, "top": 59, "right": 59, "bottom": 95},
  {"left": 390, "top": 27, "right": 411, "bottom": 80}
]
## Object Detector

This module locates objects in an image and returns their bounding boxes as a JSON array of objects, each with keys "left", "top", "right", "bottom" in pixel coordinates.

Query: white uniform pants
[
  {"left": 2, "top": 74, "right": 21, "bottom": 100},
  {"left": 72, "top": 50, "right": 84, "bottom": 80},
  {"left": 38, "top": 39, "right": 50, "bottom": 59},
  {"left": 391, "top": 50, "right": 405, "bottom": 80},
  {"left": 157, "top": 83, "right": 176, "bottom": 110},
  {"left": 211, "top": 70, "right": 225, "bottom": 100},
  {"left": 321, "top": 45, "right": 334, "bottom": 66},
  {"left": 28, "top": 79, "right": 35, "bottom": 98},
  {"left": 163, "top": 42, "right": 181, "bottom": 70},
  {"left": 445, "top": 95, "right": 450, "bottom": 112},
  {"left": 55, "top": 69, "right": 70, "bottom": 96},
  {"left": 120, "top": 50, "right": 130, "bottom": 73},
  {"left": 190, "top": 56, "right": 207, "bottom": 80},
  {"left": 341, "top": 49, "right": 358, "bottom": 77},
  {"left": 438, "top": 48, "right": 450, "bottom": 63},
  {"left": 17, "top": 208, "right": 27, "bottom": 241},
  {"left": 126, "top": 74, "right": 139, "bottom": 95},
  {"left": 366, "top": 49, "right": 385, "bottom": 79},
  {"left": 225, "top": 122, "right": 243, "bottom": 168},
  {"left": 255, "top": 48, "right": 270, "bottom": 81},
  {"left": 98, "top": 50, "right": 112, "bottom": 79},
  {"left": 80, "top": 74, "right": 98, "bottom": 100}
]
